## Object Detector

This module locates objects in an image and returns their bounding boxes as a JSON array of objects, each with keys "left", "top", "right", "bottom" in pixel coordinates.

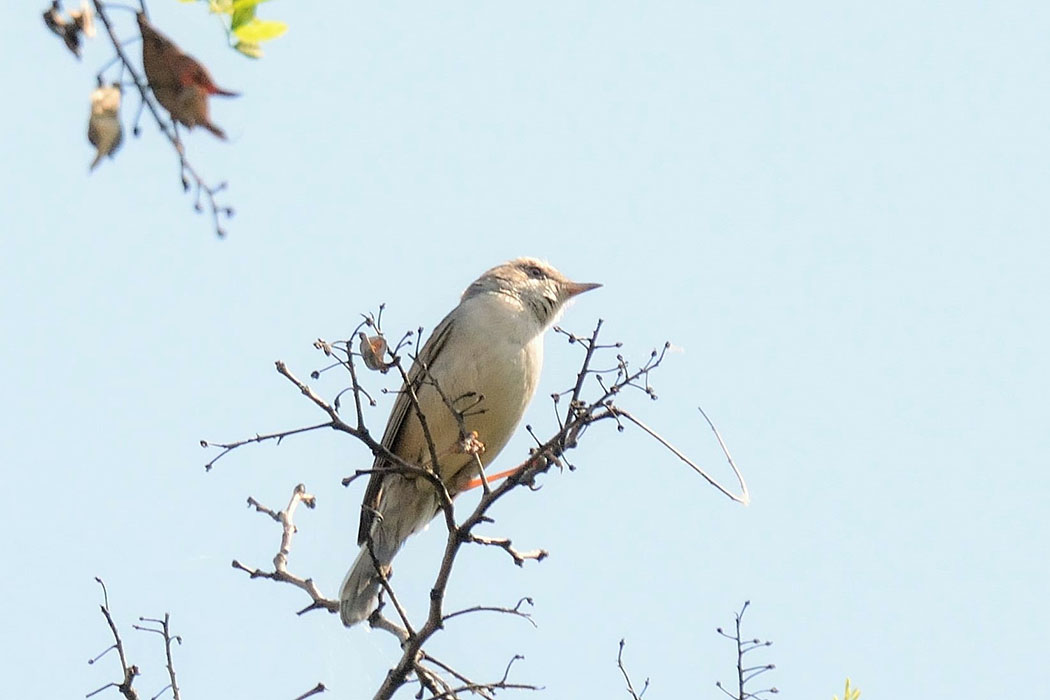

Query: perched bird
[
  {"left": 137, "top": 12, "right": 237, "bottom": 139},
  {"left": 87, "top": 83, "right": 122, "bottom": 171},
  {"left": 339, "top": 258, "right": 600, "bottom": 627}
]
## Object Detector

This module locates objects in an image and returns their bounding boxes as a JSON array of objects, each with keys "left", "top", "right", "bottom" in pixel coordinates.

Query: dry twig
[
  {"left": 715, "top": 601, "right": 778, "bottom": 700},
  {"left": 87, "top": 578, "right": 141, "bottom": 700},
  {"left": 231, "top": 483, "right": 339, "bottom": 615},
  {"left": 617, "top": 639, "right": 650, "bottom": 700}
]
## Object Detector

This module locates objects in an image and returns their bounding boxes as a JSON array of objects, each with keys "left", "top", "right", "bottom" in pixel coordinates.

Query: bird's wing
[{"left": 357, "top": 312, "right": 456, "bottom": 545}]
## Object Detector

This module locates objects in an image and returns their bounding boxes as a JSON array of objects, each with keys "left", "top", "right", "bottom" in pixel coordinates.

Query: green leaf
[
  {"left": 230, "top": 5, "right": 256, "bottom": 31},
  {"left": 232, "top": 0, "right": 271, "bottom": 10},
  {"left": 234, "top": 40, "right": 264, "bottom": 59},
  {"left": 208, "top": 0, "right": 234, "bottom": 14},
  {"left": 234, "top": 18, "right": 288, "bottom": 43}
]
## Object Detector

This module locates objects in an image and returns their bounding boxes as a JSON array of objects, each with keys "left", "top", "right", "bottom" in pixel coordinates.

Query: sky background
[{"left": 3, "top": 1, "right": 1048, "bottom": 698}]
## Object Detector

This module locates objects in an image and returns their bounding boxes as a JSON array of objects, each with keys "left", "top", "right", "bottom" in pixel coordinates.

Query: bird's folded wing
[{"left": 357, "top": 312, "right": 456, "bottom": 545}]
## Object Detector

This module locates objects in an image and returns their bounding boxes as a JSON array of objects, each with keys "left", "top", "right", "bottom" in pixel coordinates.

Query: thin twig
[
  {"left": 291, "top": 682, "right": 327, "bottom": 700},
  {"left": 611, "top": 408, "right": 749, "bottom": 505},
  {"left": 232, "top": 484, "right": 339, "bottom": 615},
  {"left": 87, "top": 578, "right": 140, "bottom": 700},
  {"left": 617, "top": 639, "right": 649, "bottom": 700}
]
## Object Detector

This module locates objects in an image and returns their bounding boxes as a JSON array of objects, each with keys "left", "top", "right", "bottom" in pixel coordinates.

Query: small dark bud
[
  {"left": 199, "top": 440, "right": 208, "bottom": 447},
  {"left": 310, "top": 371, "right": 320, "bottom": 379}
]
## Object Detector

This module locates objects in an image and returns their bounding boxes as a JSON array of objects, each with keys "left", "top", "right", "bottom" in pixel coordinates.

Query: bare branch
[
  {"left": 232, "top": 484, "right": 339, "bottom": 615},
  {"left": 611, "top": 408, "right": 749, "bottom": 505},
  {"left": 715, "top": 602, "right": 778, "bottom": 700},
  {"left": 443, "top": 597, "right": 537, "bottom": 628},
  {"left": 87, "top": 578, "right": 140, "bottom": 700},
  {"left": 617, "top": 639, "right": 650, "bottom": 700},
  {"left": 468, "top": 535, "right": 548, "bottom": 567},
  {"left": 291, "top": 682, "right": 327, "bottom": 700},
  {"left": 131, "top": 614, "right": 182, "bottom": 700},
  {"left": 201, "top": 422, "right": 331, "bottom": 471}
]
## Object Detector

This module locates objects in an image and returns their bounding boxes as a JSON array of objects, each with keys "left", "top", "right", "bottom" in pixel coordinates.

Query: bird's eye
[{"left": 525, "top": 265, "right": 545, "bottom": 279}]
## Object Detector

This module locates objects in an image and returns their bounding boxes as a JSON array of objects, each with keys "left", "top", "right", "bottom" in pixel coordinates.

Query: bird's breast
[{"left": 415, "top": 303, "right": 545, "bottom": 487}]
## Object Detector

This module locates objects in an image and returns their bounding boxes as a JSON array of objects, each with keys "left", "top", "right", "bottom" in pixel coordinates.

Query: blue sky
[{"left": 3, "top": 2, "right": 1049, "bottom": 698}]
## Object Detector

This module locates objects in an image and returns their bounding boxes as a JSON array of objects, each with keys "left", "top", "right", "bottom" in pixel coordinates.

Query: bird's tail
[
  {"left": 339, "top": 475, "right": 442, "bottom": 626},
  {"left": 202, "top": 120, "right": 227, "bottom": 140}
]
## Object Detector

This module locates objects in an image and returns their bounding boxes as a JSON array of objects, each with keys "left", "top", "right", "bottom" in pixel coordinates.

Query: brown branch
[
  {"left": 201, "top": 422, "right": 331, "bottom": 471},
  {"left": 131, "top": 614, "right": 182, "bottom": 700},
  {"left": 90, "top": 2, "right": 233, "bottom": 237},
  {"left": 610, "top": 408, "right": 750, "bottom": 505},
  {"left": 291, "top": 683, "right": 327, "bottom": 700},
  {"left": 366, "top": 541, "right": 417, "bottom": 636},
  {"left": 715, "top": 601, "right": 778, "bottom": 700},
  {"left": 424, "top": 655, "right": 540, "bottom": 700},
  {"left": 467, "top": 535, "right": 548, "bottom": 567},
  {"left": 617, "top": 640, "right": 649, "bottom": 700},
  {"left": 87, "top": 578, "right": 140, "bottom": 700},
  {"left": 443, "top": 597, "right": 537, "bottom": 628},
  {"left": 232, "top": 484, "right": 339, "bottom": 615}
]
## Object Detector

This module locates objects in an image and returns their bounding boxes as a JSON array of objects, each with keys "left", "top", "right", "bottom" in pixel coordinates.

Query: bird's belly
[{"left": 416, "top": 336, "right": 540, "bottom": 488}]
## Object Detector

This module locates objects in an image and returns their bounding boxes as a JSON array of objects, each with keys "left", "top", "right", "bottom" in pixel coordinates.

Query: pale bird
[
  {"left": 339, "top": 257, "right": 600, "bottom": 626},
  {"left": 88, "top": 84, "right": 122, "bottom": 171}
]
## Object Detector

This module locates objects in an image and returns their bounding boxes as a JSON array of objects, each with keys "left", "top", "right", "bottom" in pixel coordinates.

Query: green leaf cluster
[{"left": 182, "top": 0, "right": 288, "bottom": 58}]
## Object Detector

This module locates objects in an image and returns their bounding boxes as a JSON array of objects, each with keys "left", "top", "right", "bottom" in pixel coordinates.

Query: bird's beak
[{"left": 562, "top": 281, "right": 602, "bottom": 299}]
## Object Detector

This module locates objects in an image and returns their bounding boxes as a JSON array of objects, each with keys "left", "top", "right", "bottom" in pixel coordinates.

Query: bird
[
  {"left": 339, "top": 257, "right": 601, "bottom": 626},
  {"left": 137, "top": 12, "right": 237, "bottom": 139},
  {"left": 87, "top": 83, "right": 122, "bottom": 171}
]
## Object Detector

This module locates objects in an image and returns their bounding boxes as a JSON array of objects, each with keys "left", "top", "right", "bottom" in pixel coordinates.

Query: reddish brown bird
[{"left": 137, "top": 12, "right": 237, "bottom": 139}]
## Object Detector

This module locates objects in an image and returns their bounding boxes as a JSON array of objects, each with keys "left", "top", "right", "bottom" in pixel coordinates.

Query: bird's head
[{"left": 464, "top": 257, "right": 601, "bottom": 326}]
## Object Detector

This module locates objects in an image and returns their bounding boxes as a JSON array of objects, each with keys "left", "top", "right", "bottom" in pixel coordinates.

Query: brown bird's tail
[
  {"left": 201, "top": 120, "right": 227, "bottom": 140},
  {"left": 339, "top": 475, "right": 442, "bottom": 627}
]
